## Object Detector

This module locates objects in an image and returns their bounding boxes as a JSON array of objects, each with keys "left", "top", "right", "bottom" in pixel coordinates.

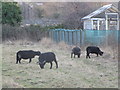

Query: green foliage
[
  {"left": 2, "top": 2, "right": 22, "bottom": 26},
  {"left": 45, "top": 24, "right": 65, "bottom": 30}
]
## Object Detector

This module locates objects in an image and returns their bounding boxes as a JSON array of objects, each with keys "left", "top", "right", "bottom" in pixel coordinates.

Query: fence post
[
  {"left": 56, "top": 31, "right": 58, "bottom": 43},
  {"left": 76, "top": 30, "right": 78, "bottom": 45},
  {"left": 64, "top": 30, "right": 66, "bottom": 43},
  {"left": 67, "top": 31, "right": 68, "bottom": 44},
  {"left": 80, "top": 30, "right": 82, "bottom": 45},
  {"left": 51, "top": 31, "right": 54, "bottom": 40},
  {"left": 62, "top": 30, "right": 64, "bottom": 41},
  {"left": 72, "top": 31, "right": 74, "bottom": 45},
  {"left": 58, "top": 30, "right": 60, "bottom": 42}
]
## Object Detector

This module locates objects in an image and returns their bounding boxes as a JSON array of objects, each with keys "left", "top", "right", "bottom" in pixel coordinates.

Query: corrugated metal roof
[{"left": 82, "top": 4, "right": 119, "bottom": 20}]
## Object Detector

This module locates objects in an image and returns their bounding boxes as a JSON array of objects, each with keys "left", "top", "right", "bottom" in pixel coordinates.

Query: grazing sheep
[
  {"left": 71, "top": 46, "right": 81, "bottom": 58},
  {"left": 16, "top": 50, "right": 41, "bottom": 64},
  {"left": 38, "top": 52, "right": 58, "bottom": 69},
  {"left": 86, "top": 46, "right": 103, "bottom": 58}
]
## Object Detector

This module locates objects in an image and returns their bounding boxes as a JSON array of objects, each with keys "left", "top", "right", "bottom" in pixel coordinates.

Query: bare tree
[{"left": 62, "top": 2, "right": 109, "bottom": 29}]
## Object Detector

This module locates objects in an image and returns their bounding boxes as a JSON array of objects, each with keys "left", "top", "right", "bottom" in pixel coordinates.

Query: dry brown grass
[
  {"left": 101, "top": 46, "right": 118, "bottom": 60},
  {"left": 3, "top": 37, "right": 118, "bottom": 60},
  {"left": 40, "top": 37, "right": 56, "bottom": 48},
  {"left": 2, "top": 38, "right": 118, "bottom": 88}
]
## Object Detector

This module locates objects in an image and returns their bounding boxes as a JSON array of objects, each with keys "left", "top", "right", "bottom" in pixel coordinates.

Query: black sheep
[
  {"left": 71, "top": 46, "right": 81, "bottom": 58},
  {"left": 86, "top": 46, "right": 103, "bottom": 58},
  {"left": 38, "top": 52, "right": 58, "bottom": 69},
  {"left": 16, "top": 50, "right": 41, "bottom": 64}
]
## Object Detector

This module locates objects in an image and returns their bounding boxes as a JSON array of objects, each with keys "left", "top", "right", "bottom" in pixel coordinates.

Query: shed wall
[{"left": 84, "top": 20, "right": 92, "bottom": 30}]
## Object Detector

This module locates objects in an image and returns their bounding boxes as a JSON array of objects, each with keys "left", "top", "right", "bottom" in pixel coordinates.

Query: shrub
[
  {"left": 2, "top": 2, "right": 22, "bottom": 26},
  {"left": 2, "top": 24, "right": 49, "bottom": 41},
  {"left": 45, "top": 24, "right": 65, "bottom": 30}
]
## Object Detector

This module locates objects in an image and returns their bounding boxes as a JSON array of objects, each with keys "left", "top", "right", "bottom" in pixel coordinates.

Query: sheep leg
[
  {"left": 16, "top": 55, "right": 20, "bottom": 64},
  {"left": 86, "top": 53, "right": 89, "bottom": 59},
  {"left": 29, "top": 58, "right": 32, "bottom": 63},
  {"left": 50, "top": 62, "right": 53, "bottom": 69},
  {"left": 19, "top": 59, "right": 21, "bottom": 64},
  {"left": 89, "top": 55, "right": 90, "bottom": 58},
  {"left": 96, "top": 54, "right": 98, "bottom": 57},
  {"left": 54, "top": 60, "right": 58, "bottom": 68},
  {"left": 16, "top": 59, "right": 19, "bottom": 64},
  {"left": 71, "top": 53, "right": 73, "bottom": 58}
]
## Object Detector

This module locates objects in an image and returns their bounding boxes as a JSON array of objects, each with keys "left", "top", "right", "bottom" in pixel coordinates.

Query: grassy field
[{"left": 2, "top": 38, "right": 118, "bottom": 88}]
